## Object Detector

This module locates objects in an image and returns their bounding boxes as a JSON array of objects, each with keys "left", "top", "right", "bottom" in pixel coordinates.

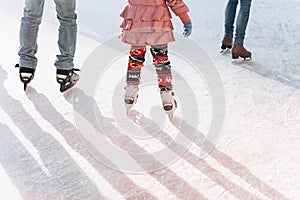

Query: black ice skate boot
[
  {"left": 56, "top": 68, "right": 80, "bottom": 92},
  {"left": 160, "top": 87, "right": 177, "bottom": 121},
  {"left": 15, "top": 64, "right": 35, "bottom": 91}
]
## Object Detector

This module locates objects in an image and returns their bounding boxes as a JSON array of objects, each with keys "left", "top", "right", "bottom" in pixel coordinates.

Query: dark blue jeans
[{"left": 224, "top": 0, "right": 252, "bottom": 44}]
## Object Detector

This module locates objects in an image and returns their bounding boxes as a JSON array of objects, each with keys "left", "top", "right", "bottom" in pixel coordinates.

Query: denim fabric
[
  {"left": 224, "top": 0, "right": 252, "bottom": 44},
  {"left": 18, "top": 0, "right": 77, "bottom": 70}
]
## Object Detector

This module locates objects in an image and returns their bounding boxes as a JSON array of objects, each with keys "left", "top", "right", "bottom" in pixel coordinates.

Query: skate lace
[
  {"left": 125, "top": 85, "right": 138, "bottom": 97},
  {"left": 160, "top": 90, "right": 174, "bottom": 103}
]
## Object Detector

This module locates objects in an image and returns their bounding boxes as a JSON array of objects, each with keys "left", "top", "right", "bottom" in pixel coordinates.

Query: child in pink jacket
[{"left": 120, "top": 0, "right": 192, "bottom": 120}]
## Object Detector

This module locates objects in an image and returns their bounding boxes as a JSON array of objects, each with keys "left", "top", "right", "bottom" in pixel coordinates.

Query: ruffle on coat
[{"left": 120, "top": 0, "right": 190, "bottom": 46}]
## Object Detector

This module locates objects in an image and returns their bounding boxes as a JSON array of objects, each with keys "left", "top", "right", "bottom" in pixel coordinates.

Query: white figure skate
[
  {"left": 124, "top": 85, "right": 139, "bottom": 115},
  {"left": 160, "top": 88, "right": 177, "bottom": 121}
]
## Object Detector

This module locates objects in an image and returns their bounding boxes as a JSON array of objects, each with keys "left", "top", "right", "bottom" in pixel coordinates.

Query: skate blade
[
  {"left": 21, "top": 78, "right": 33, "bottom": 91},
  {"left": 232, "top": 55, "right": 252, "bottom": 60},
  {"left": 126, "top": 104, "right": 134, "bottom": 115},
  {"left": 20, "top": 73, "right": 34, "bottom": 91},
  {"left": 59, "top": 80, "right": 79, "bottom": 93},
  {"left": 232, "top": 57, "right": 252, "bottom": 64},
  {"left": 220, "top": 48, "right": 231, "bottom": 54},
  {"left": 167, "top": 111, "right": 174, "bottom": 121},
  {"left": 23, "top": 83, "right": 28, "bottom": 91}
]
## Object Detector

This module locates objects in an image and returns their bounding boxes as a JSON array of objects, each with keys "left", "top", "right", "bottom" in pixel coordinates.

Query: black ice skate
[
  {"left": 56, "top": 68, "right": 80, "bottom": 92},
  {"left": 160, "top": 87, "right": 177, "bottom": 121},
  {"left": 15, "top": 64, "right": 35, "bottom": 91}
]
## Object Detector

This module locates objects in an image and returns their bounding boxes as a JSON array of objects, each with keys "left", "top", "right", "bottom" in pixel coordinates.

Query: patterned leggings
[{"left": 126, "top": 44, "right": 173, "bottom": 90}]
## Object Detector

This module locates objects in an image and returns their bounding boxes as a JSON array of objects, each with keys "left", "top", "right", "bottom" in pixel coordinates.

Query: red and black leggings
[{"left": 126, "top": 44, "right": 173, "bottom": 90}]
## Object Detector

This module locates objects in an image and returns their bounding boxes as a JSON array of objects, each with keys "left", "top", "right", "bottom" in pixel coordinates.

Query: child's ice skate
[
  {"left": 56, "top": 68, "right": 80, "bottom": 92},
  {"left": 15, "top": 64, "right": 35, "bottom": 91},
  {"left": 124, "top": 85, "right": 139, "bottom": 115},
  {"left": 160, "top": 87, "right": 177, "bottom": 121}
]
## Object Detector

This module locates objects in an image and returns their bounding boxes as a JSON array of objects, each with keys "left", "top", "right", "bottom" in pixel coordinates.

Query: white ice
[{"left": 0, "top": 0, "right": 299, "bottom": 199}]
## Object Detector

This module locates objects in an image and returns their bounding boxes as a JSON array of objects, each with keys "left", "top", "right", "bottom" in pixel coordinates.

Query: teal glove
[{"left": 183, "top": 22, "right": 192, "bottom": 37}]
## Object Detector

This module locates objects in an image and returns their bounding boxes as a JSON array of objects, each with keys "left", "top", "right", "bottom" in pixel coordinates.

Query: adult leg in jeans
[
  {"left": 221, "top": 0, "right": 238, "bottom": 50},
  {"left": 18, "top": 0, "right": 45, "bottom": 69},
  {"left": 54, "top": 0, "right": 77, "bottom": 70},
  {"left": 231, "top": 0, "right": 252, "bottom": 59},
  {"left": 224, "top": 0, "right": 238, "bottom": 38},
  {"left": 235, "top": 0, "right": 252, "bottom": 44}
]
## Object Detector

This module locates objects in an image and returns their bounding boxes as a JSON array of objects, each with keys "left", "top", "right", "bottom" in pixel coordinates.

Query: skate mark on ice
[
  {"left": 129, "top": 111, "right": 263, "bottom": 200},
  {"left": 174, "top": 118, "right": 290, "bottom": 200},
  {"left": 231, "top": 61, "right": 300, "bottom": 90},
  {"left": 247, "top": 4, "right": 300, "bottom": 90},
  {"left": 27, "top": 88, "right": 156, "bottom": 199},
  {"left": 220, "top": 48, "right": 231, "bottom": 55},
  {"left": 127, "top": 109, "right": 167, "bottom": 139},
  {"left": 64, "top": 88, "right": 208, "bottom": 200},
  {"left": 0, "top": 123, "right": 39, "bottom": 200},
  {"left": 0, "top": 66, "right": 104, "bottom": 200}
]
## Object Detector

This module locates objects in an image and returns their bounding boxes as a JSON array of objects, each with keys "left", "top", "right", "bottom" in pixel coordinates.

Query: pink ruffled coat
[{"left": 120, "top": 0, "right": 191, "bottom": 46}]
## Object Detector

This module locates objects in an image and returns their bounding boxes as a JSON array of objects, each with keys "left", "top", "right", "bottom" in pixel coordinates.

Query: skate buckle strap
[
  {"left": 57, "top": 68, "right": 80, "bottom": 75},
  {"left": 56, "top": 68, "right": 80, "bottom": 93},
  {"left": 72, "top": 68, "right": 80, "bottom": 72},
  {"left": 16, "top": 64, "right": 36, "bottom": 91}
]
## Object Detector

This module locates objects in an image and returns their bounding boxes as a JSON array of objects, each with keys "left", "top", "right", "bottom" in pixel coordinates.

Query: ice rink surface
[{"left": 0, "top": 0, "right": 299, "bottom": 199}]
